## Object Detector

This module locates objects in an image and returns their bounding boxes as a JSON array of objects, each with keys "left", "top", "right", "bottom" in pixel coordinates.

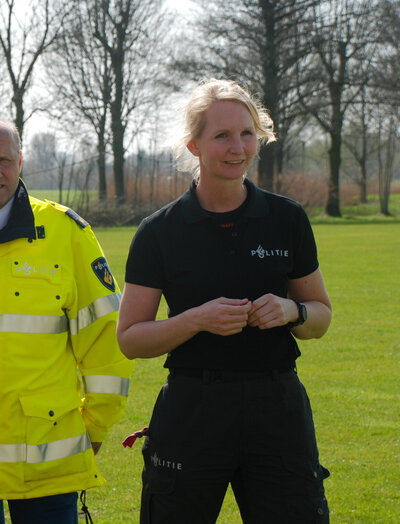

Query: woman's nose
[{"left": 228, "top": 136, "right": 244, "bottom": 153}]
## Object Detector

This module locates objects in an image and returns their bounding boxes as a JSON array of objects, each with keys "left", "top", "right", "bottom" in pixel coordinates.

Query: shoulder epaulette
[
  {"left": 46, "top": 200, "right": 89, "bottom": 228},
  {"left": 65, "top": 208, "right": 89, "bottom": 228}
]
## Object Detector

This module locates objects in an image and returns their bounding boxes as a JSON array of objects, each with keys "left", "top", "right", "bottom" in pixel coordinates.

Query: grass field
[
  {"left": 4, "top": 222, "right": 400, "bottom": 522},
  {"left": 87, "top": 223, "right": 400, "bottom": 523}
]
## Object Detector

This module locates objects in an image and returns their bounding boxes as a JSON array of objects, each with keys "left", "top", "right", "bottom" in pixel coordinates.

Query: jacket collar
[
  {"left": 181, "top": 177, "right": 269, "bottom": 224},
  {"left": 0, "top": 179, "right": 36, "bottom": 244}
]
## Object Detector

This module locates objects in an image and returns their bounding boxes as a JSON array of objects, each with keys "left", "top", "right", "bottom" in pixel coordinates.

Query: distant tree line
[{"left": 0, "top": 0, "right": 399, "bottom": 216}]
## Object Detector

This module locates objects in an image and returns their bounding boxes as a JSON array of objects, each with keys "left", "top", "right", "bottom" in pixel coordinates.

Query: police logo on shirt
[{"left": 91, "top": 257, "right": 116, "bottom": 291}]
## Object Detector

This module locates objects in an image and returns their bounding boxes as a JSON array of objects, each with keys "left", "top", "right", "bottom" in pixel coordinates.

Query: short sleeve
[
  {"left": 125, "top": 218, "right": 165, "bottom": 289},
  {"left": 288, "top": 206, "right": 319, "bottom": 279}
]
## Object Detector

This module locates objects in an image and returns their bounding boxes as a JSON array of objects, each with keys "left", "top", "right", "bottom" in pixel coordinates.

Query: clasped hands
[{"left": 198, "top": 295, "right": 298, "bottom": 337}]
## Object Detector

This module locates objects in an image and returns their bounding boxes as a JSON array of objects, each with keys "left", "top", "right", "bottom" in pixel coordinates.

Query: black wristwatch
[{"left": 287, "top": 299, "right": 307, "bottom": 328}]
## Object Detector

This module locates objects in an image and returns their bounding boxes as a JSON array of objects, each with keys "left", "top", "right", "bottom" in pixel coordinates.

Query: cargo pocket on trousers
[
  {"left": 141, "top": 463, "right": 176, "bottom": 523},
  {"left": 20, "top": 388, "right": 89, "bottom": 482},
  {"left": 282, "top": 454, "right": 330, "bottom": 522},
  {"left": 287, "top": 494, "right": 329, "bottom": 522},
  {"left": 141, "top": 438, "right": 176, "bottom": 522}
]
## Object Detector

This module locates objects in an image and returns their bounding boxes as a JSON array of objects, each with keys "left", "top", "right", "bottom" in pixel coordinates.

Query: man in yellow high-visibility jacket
[{"left": 0, "top": 120, "right": 134, "bottom": 523}]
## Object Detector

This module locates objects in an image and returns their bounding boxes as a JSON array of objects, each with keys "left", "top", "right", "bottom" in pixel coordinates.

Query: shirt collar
[
  {"left": 243, "top": 178, "right": 270, "bottom": 218},
  {"left": 180, "top": 177, "right": 269, "bottom": 224},
  {"left": 0, "top": 195, "right": 15, "bottom": 230},
  {"left": 180, "top": 180, "right": 209, "bottom": 224},
  {"left": 0, "top": 179, "right": 36, "bottom": 244}
]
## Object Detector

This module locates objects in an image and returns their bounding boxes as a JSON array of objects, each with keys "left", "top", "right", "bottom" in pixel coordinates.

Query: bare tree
[
  {"left": 342, "top": 87, "right": 375, "bottom": 203},
  {"left": 374, "top": 0, "right": 400, "bottom": 109},
  {"left": 377, "top": 115, "right": 398, "bottom": 216},
  {"left": 296, "top": 0, "right": 378, "bottom": 216},
  {"left": 0, "top": 57, "right": 8, "bottom": 110},
  {"left": 171, "top": 0, "right": 317, "bottom": 190},
  {"left": 0, "top": 0, "right": 65, "bottom": 142},
  {"left": 24, "top": 132, "right": 58, "bottom": 188},
  {"left": 334, "top": 0, "right": 399, "bottom": 208},
  {"left": 374, "top": 0, "right": 400, "bottom": 215},
  {"left": 44, "top": 1, "right": 112, "bottom": 201},
  {"left": 92, "top": 0, "right": 165, "bottom": 204}
]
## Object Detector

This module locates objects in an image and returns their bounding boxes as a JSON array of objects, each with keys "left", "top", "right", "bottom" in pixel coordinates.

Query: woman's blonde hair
[{"left": 174, "top": 78, "right": 276, "bottom": 164}]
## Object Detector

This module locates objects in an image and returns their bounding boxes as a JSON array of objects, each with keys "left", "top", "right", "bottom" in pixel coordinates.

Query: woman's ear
[{"left": 187, "top": 140, "right": 200, "bottom": 157}]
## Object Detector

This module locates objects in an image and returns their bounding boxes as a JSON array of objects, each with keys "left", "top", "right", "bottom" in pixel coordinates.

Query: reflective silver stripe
[
  {"left": 83, "top": 375, "right": 130, "bottom": 396},
  {"left": 0, "top": 314, "right": 68, "bottom": 334},
  {"left": 0, "top": 434, "right": 91, "bottom": 463},
  {"left": 27, "top": 434, "right": 91, "bottom": 463},
  {"left": 0, "top": 443, "right": 25, "bottom": 462},
  {"left": 69, "top": 293, "right": 121, "bottom": 336}
]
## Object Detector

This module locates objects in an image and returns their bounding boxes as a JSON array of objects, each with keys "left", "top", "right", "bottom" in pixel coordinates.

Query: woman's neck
[{"left": 195, "top": 178, "right": 247, "bottom": 213}]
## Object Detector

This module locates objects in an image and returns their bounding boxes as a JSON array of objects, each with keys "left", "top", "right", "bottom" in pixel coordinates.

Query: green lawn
[
  {"left": 4, "top": 223, "right": 400, "bottom": 522},
  {"left": 86, "top": 223, "right": 400, "bottom": 523},
  {"left": 29, "top": 189, "right": 98, "bottom": 207}
]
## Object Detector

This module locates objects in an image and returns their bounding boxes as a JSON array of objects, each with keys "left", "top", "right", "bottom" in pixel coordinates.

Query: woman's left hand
[
  {"left": 248, "top": 268, "right": 332, "bottom": 339},
  {"left": 247, "top": 294, "right": 297, "bottom": 329}
]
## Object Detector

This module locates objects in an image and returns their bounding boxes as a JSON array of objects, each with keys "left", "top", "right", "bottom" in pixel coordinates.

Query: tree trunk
[
  {"left": 325, "top": 131, "right": 342, "bottom": 217},
  {"left": 257, "top": 143, "right": 275, "bottom": 191},
  {"left": 13, "top": 92, "right": 25, "bottom": 177},
  {"left": 379, "top": 118, "right": 395, "bottom": 216},
  {"left": 58, "top": 157, "right": 66, "bottom": 204},
  {"left": 97, "top": 136, "right": 107, "bottom": 202},
  {"left": 13, "top": 92, "right": 25, "bottom": 141},
  {"left": 359, "top": 158, "right": 367, "bottom": 204},
  {"left": 325, "top": 71, "right": 344, "bottom": 217},
  {"left": 359, "top": 88, "right": 368, "bottom": 204},
  {"left": 110, "top": 90, "right": 125, "bottom": 204},
  {"left": 258, "top": 0, "right": 279, "bottom": 190},
  {"left": 110, "top": 40, "right": 126, "bottom": 204}
]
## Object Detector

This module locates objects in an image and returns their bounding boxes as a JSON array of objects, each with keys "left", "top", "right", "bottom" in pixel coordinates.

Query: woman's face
[{"left": 188, "top": 100, "right": 258, "bottom": 183}]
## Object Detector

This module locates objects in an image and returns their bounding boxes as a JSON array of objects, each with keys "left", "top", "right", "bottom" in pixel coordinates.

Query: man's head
[{"left": 0, "top": 120, "right": 22, "bottom": 209}]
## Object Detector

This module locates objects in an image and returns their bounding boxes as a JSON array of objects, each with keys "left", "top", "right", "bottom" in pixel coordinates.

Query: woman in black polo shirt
[{"left": 118, "top": 79, "right": 332, "bottom": 523}]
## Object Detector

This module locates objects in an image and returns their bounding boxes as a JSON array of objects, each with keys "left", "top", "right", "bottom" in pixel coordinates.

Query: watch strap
[{"left": 287, "top": 299, "right": 307, "bottom": 328}]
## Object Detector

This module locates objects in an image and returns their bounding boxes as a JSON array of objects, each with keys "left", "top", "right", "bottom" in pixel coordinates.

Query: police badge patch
[{"left": 91, "top": 257, "right": 116, "bottom": 291}]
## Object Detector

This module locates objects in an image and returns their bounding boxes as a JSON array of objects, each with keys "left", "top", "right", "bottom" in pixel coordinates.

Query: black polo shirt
[{"left": 125, "top": 178, "right": 319, "bottom": 372}]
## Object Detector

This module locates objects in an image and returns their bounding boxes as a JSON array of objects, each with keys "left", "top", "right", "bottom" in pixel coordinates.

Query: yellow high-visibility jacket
[{"left": 0, "top": 181, "right": 134, "bottom": 499}]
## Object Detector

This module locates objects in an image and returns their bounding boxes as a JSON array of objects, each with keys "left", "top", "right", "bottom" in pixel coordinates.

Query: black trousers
[{"left": 140, "top": 369, "right": 330, "bottom": 524}]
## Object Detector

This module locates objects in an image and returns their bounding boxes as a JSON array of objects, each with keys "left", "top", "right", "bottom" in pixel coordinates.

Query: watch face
[{"left": 300, "top": 304, "right": 307, "bottom": 323}]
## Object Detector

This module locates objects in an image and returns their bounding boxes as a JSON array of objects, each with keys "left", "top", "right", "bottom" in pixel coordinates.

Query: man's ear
[
  {"left": 18, "top": 151, "right": 23, "bottom": 174},
  {"left": 187, "top": 140, "right": 200, "bottom": 157}
]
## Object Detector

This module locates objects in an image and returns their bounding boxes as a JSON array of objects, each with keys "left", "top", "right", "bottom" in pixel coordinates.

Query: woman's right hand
[
  {"left": 117, "top": 283, "right": 252, "bottom": 359},
  {"left": 193, "top": 297, "right": 252, "bottom": 336}
]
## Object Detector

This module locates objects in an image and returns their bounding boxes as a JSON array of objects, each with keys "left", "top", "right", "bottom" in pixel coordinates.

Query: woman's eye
[
  {"left": 242, "top": 130, "right": 254, "bottom": 136},
  {"left": 215, "top": 133, "right": 227, "bottom": 139}
]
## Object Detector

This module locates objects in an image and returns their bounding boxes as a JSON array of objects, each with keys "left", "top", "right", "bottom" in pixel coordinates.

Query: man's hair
[{"left": 0, "top": 120, "right": 22, "bottom": 152}]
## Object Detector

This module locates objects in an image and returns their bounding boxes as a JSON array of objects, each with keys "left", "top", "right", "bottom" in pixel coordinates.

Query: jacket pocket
[{"left": 19, "top": 387, "right": 90, "bottom": 481}]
